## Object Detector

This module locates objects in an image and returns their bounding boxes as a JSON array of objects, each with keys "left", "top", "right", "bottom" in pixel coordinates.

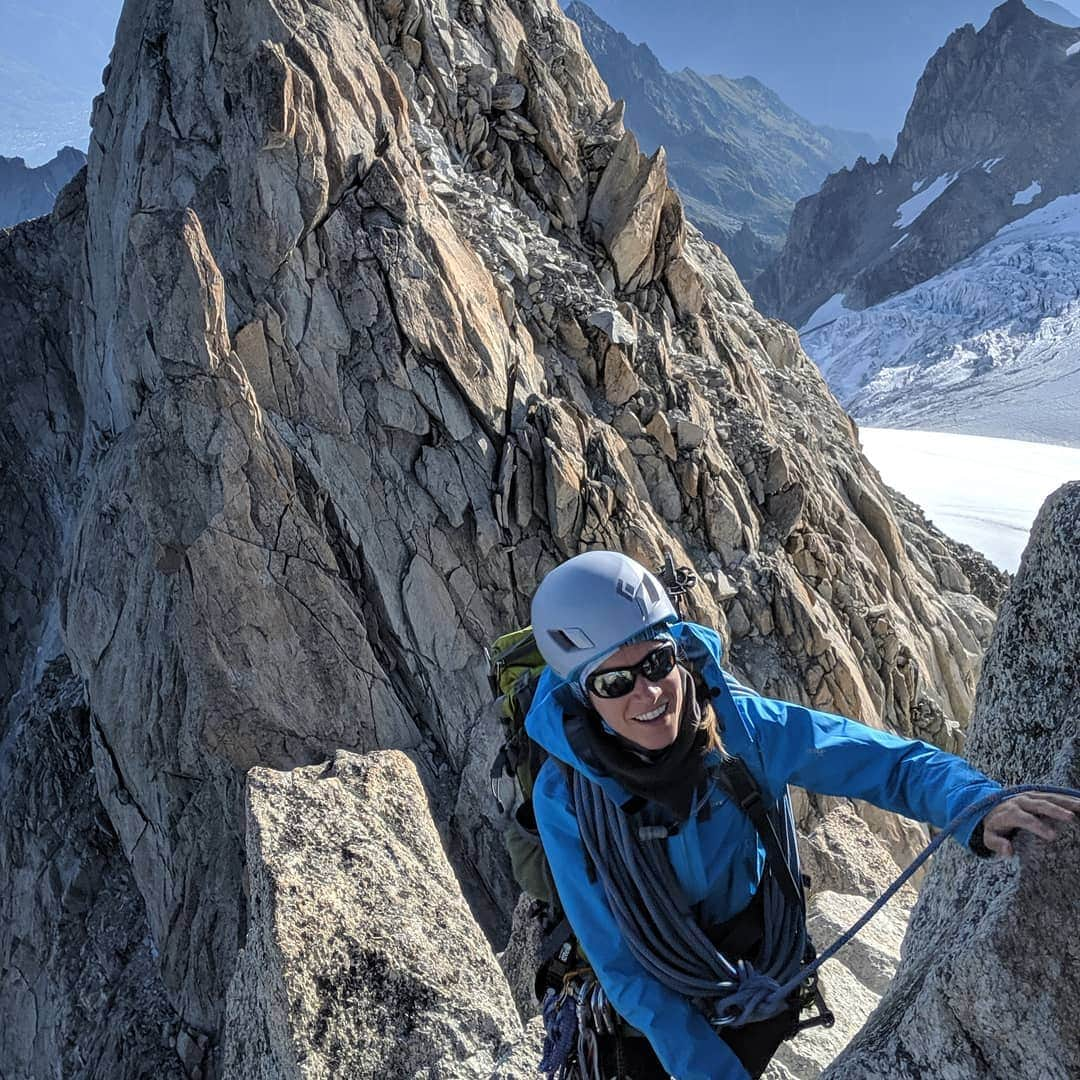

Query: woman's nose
[{"left": 631, "top": 679, "right": 662, "bottom": 702}]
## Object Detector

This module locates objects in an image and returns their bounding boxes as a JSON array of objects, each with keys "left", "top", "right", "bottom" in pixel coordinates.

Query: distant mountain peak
[
  {"left": 567, "top": 2, "right": 890, "bottom": 283},
  {"left": 565, "top": 1, "right": 668, "bottom": 75},
  {"left": 992, "top": 0, "right": 1051, "bottom": 28},
  {"left": 896, "top": 0, "right": 1078, "bottom": 175},
  {"left": 0, "top": 146, "right": 86, "bottom": 227},
  {"left": 756, "top": 0, "right": 1080, "bottom": 445}
]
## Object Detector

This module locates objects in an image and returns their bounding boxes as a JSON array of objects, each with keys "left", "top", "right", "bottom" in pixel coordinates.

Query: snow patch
[
  {"left": 995, "top": 192, "right": 1080, "bottom": 240},
  {"left": 981, "top": 157, "right": 1003, "bottom": 173},
  {"left": 799, "top": 293, "right": 849, "bottom": 335},
  {"left": 895, "top": 173, "right": 958, "bottom": 228},
  {"left": 859, "top": 428, "right": 1080, "bottom": 571},
  {"left": 891, "top": 233, "right": 909, "bottom": 251},
  {"left": 1012, "top": 180, "right": 1042, "bottom": 206},
  {"left": 1067, "top": 40, "right": 1080, "bottom": 56}
]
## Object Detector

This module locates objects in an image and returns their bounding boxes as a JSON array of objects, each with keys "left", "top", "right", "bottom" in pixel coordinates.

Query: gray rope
[
  {"left": 572, "top": 776, "right": 1080, "bottom": 1030},
  {"left": 571, "top": 769, "right": 808, "bottom": 1027}
]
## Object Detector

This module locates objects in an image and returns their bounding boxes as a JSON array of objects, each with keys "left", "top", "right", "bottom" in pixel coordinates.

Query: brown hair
[
  {"left": 700, "top": 698, "right": 724, "bottom": 753},
  {"left": 683, "top": 658, "right": 724, "bottom": 753}
]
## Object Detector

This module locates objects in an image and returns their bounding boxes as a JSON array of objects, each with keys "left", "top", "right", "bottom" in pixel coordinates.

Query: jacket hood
[{"left": 524, "top": 620, "right": 728, "bottom": 804}]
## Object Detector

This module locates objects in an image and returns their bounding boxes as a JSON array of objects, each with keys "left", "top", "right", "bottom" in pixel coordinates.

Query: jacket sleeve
[
  {"left": 532, "top": 761, "right": 752, "bottom": 1080},
  {"left": 732, "top": 693, "right": 1003, "bottom": 850}
]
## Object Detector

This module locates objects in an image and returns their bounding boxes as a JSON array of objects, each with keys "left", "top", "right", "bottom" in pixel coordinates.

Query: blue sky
[
  {"left": 567, "top": 1, "right": 1079, "bottom": 139},
  {"left": 4, "top": 0, "right": 1078, "bottom": 161}
]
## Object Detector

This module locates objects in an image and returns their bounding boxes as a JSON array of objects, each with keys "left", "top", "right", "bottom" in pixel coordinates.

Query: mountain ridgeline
[
  {"left": 566, "top": 1, "right": 887, "bottom": 283},
  {"left": 0, "top": 147, "right": 86, "bottom": 228},
  {"left": 758, "top": 0, "right": 1080, "bottom": 326}
]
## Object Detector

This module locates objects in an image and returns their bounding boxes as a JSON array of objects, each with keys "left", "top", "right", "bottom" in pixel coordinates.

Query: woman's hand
[{"left": 979, "top": 792, "right": 1080, "bottom": 856}]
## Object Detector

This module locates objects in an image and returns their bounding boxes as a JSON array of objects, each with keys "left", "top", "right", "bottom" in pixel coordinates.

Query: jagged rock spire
[{"left": 824, "top": 482, "right": 1080, "bottom": 1079}]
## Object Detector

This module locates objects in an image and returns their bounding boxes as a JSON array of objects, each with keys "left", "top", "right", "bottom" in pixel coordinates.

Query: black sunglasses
[{"left": 586, "top": 642, "right": 678, "bottom": 699}]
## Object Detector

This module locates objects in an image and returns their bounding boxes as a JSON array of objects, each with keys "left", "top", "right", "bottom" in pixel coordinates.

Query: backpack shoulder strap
[{"left": 714, "top": 755, "right": 805, "bottom": 911}]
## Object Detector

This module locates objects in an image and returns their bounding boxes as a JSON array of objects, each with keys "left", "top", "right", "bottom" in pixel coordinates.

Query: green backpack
[{"left": 488, "top": 626, "right": 560, "bottom": 911}]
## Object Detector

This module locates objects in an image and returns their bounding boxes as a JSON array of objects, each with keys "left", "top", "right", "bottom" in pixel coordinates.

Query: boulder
[
  {"left": 222, "top": 750, "right": 526, "bottom": 1079},
  {"left": 823, "top": 483, "right": 1080, "bottom": 1079}
]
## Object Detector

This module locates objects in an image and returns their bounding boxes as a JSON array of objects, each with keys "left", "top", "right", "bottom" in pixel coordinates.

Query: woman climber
[{"left": 526, "top": 549, "right": 1080, "bottom": 1080}]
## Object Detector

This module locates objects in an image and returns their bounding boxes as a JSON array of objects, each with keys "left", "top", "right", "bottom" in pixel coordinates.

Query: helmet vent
[{"left": 550, "top": 627, "right": 594, "bottom": 652}]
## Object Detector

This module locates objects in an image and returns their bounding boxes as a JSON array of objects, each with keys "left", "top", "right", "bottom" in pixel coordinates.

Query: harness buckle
[
  {"left": 638, "top": 824, "right": 677, "bottom": 841},
  {"left": 794, "top": 974, "right": 835, "bottom": 1032},
  {"left": 737, "top": 788, "right": 763, "bottom": 814}
]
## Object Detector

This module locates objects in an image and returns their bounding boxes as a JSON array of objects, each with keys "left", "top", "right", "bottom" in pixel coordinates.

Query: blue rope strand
[
  {"left": 539, "top": 987, "right": 579, "bottom": 1079},
  {"left": 759, "top": 783, "right": 1080, "bottom": 1011}
]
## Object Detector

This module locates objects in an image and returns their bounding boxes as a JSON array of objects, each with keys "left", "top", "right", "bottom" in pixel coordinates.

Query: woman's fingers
[
  {"left": 1024, "top": 793, "right": 1080, "bottom": 814},
  {"left": 978, "top": 792, "right": 1080, "bottom": 857},
  {"left": 1016, "top": 797, "right": 1077, "bottom": 823},
  {"left": 999, "top": 807, "right": 1059, "bottom": 842},
  {"left": 982, "top": 829, "right": 1013, "bottom": 857}
]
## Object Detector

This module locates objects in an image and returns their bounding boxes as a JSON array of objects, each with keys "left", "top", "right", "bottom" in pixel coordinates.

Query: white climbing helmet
[{"left": 530, "top": 550, "right": 677, "bottom": 682}]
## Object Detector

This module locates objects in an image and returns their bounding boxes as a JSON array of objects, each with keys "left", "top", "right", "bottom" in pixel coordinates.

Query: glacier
[
  {"left": 859, "top": 427, "right": 1080, "bottom": 571},
  {"left": 800, "top": 194, "right": 1080, "bottom": 447}
]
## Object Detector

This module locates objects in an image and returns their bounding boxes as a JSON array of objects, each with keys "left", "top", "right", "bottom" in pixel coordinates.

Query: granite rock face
[
  {"left": 223, "top": 750, "right": 532, "bottom": 1080},
  {"left": 758, "top": 0, "right": 1080, "bottom": 326},
  {"left": 0, "top": 660, "right": 183, "bottom": 1080},
  {"left": 0, "top": 0, "right": 1012, "bottom": 1075},
  {"left": 823, "top": 482, "right": 1080, "bottom": 1080}
]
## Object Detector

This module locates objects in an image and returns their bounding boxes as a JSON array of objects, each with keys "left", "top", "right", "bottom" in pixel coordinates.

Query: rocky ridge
[
  {"left": 0, "top": 146, "right": 86, "bottom": 228},
  {"left": 757, "top": 0, "right": 1080, "bottom": 327},
  {"left": 1, "top": 0, "right": 1008, "bottom": 1076},
  {"left": 566, "top": 1, "right": 886, "bottom": 283},
  {"left": 824, "top": 482, "right": 1080, "bottom": 1079}
]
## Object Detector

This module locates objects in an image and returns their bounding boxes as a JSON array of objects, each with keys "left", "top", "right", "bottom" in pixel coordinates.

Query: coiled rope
[{"left": 570, "top": 778, "right": 1080, "bottom": 1030}]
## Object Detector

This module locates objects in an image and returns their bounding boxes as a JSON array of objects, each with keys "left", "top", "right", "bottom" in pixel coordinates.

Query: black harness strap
[
  {"left": 714, "top": 756, "right": 805, "bottom": 911},
  {"left": 714, "top": 756, "right": 835, "bottom": 1033}
]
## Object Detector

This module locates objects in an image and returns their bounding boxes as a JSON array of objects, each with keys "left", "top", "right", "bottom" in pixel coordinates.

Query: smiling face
[{"left": 586, "top": 640, "right": 684, "bottom": 752}]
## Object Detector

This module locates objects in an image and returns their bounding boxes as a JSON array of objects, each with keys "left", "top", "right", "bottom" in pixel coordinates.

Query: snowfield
[
  {"left": 894, "top": 173, "right": 958, "bottom": 228},
  {"left": 1012, "top": 180, "right": 1042, "bottom": 205},
  {"left": 859, "top": 427, "right": 1080, "bottom": 571},
  {"left": 801, "top": 291, "right": 851, "bottom": 334},
  {"left": 800, "top": 194, "right": 1080, "bottom": 446}
]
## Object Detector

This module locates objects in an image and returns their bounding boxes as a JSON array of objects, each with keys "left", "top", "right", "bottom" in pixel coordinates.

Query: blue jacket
[{"left": 527, "top": 620, "right": 1002, "bottom": 1080}]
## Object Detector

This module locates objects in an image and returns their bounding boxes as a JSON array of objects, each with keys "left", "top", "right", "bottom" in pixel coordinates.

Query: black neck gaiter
[{"left": 563, "top": 665, "right": 711, "bottom": 820}]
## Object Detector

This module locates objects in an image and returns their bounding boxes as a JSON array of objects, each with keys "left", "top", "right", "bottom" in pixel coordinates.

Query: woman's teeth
[{"left": 634, "top": 701, "right": 669, "bottom": 723}]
